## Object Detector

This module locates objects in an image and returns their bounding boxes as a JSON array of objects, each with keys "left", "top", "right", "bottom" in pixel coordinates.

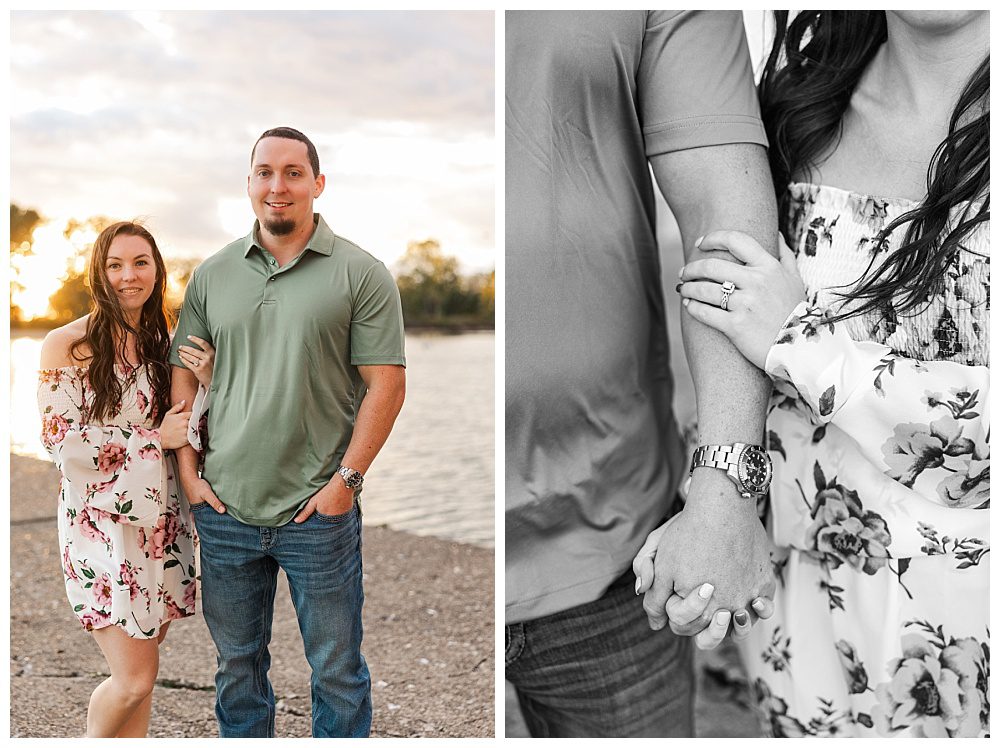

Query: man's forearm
[
  {"left": 336, "top": 367, "right": 405, "bottom": 478},
  {"left": 652, "top": 144, "right": 777, "bottom": 506},
  {"left": 171, "top": 365, "right": 200, "bottom": 480}
]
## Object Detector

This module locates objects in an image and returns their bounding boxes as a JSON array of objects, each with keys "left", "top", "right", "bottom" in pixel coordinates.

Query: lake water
[{"left": 10, "top": 330, "right": 495, "bottom": 548}]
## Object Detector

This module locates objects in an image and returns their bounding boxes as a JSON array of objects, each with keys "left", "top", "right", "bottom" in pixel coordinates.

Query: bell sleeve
[
  {"left": 765, "top": 302, "right": 989, "bottom": 509},
  {"left": 38, "top": 369, "right": 167, "bottom": 526}
]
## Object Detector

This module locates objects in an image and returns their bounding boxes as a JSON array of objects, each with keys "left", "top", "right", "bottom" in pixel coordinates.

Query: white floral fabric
[
  {"left": 37, "top": 365, "right": 200, "bottom": 639},
  {"left": 740, "top": 184, "right": 989, "bottom": 737}
]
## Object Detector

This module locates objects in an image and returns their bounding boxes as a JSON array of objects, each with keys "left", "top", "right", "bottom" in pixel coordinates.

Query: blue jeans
[
  {"left": 505, "top": 568, "right": 695, "bottom": 737},
  {"left": 192, "top": 501, "right": 371, "bottom": 738}
]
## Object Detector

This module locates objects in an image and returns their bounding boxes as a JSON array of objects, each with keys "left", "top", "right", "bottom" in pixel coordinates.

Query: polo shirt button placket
[{"left": 263, "top": 267, "right": 277, "bottom": 305}]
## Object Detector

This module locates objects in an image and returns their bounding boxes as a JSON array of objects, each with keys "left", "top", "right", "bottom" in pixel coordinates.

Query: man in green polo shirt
[{"left": 169, "top": 127, "right": 406, "bottom": 738}]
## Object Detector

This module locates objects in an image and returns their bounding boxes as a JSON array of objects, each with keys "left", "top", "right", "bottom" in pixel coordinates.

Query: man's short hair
[{"left": 251, "top": 127, "right": 321, "bottom": 178}]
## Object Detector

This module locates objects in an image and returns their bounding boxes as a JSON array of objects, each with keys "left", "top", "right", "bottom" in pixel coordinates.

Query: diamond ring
[{"left": 720, "top": 280, "right": 736, "bottom": 311}]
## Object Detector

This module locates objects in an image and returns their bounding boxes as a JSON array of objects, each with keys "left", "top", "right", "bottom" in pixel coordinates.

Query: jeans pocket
[
  {"left": 314, "top": 502, "right": 357, "bottom": 525},
  {"left": 505, "top": 624, "right": 526, "bottom": 666}
]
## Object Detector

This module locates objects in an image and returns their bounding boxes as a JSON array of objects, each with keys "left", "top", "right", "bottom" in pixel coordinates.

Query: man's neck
[{"left": 257, "top": 216, "right": 316, "bottom": 266}]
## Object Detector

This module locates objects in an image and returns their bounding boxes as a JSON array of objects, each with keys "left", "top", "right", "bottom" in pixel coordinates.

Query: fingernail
[
  {"left": 715, "top": 610, "right": 731, "bottom": 626},
  {"left": 698, "top": 583, "right": 714, "bottom": 599},
  {"left": 635, "top": 577, "right": 642, "bottom": 595},
  {"left": 752, "top": 598, "right": 766, "bottom": 612},
  {"left": 677, "top": 266, "right": 684, "bottom": 279},
  {"left": 695, "top": 235, "right": 704, "bottom": 248},
  {"left": 188, "top": 335, "right": 194, "bottom": 340},
  {"left": 734, "top": 611, "right": 749, "bottom": 626},
  {"left": 682, "top": 298, "right": 690, "bottom": 307}
]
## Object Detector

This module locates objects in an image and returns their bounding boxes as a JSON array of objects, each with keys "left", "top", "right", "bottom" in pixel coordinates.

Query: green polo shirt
[{"left": 169, "top": 214, "right": 406, "bottom": 527}]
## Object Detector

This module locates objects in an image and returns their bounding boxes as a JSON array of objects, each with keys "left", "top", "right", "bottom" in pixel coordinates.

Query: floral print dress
[
  {"left": 740, "top": 183, "right": 989, "bottom": 738},
  {"left": 38, "top": 365, "right": 200, "bottom": 639}
]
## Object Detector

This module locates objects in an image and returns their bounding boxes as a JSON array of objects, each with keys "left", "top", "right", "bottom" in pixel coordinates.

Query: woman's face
[
  {"left": 888, "top": 10, "right": 986, "bottom": 34},
  {"left": 104, "top": 234, "right": 158, "bottom": 316}
]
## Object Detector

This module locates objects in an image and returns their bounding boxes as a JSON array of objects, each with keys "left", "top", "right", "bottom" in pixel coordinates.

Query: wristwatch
[
  {"left": 337, "top": 465, "right": 364, "bottom": 490},
  {"left": 689, "top": 442, "right": 772, "bottom": 499}
]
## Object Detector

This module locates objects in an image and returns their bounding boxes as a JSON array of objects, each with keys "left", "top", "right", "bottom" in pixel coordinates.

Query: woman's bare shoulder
[{"left": 40, "top": 316, "right": 91, "bottom": 369}]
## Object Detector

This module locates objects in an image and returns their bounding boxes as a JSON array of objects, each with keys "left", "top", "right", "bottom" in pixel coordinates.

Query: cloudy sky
[{"left": 11, "top": 10, "right": 494, "bottom": 282}]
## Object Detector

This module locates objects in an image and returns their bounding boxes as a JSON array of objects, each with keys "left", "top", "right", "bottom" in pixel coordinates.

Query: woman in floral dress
[
  {"left": 636, "top": 11, "right": 988, "bottom": 738},
  {"left": 37, "top": 221, "right": 214, "bottom": 738}
]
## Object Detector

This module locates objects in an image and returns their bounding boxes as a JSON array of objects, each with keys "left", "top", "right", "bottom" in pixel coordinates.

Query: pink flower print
[
  {"left": 87, "top": 478, "right": 118, "bottom": 498},
  {"left": 84, "top": 503, "right": 116, "bottom": 524},
  {"left": 138, "top": 443, "right": 161, "bottom": 461},
  {"left": 182, "top": 581, "right": 197, "bottom": 611},
  {"left": 136, "top": 389, "right": 149, "bottom": 415},
  {"left": 42, "top": 414, "right": 71, "bottom": 448},
  {"left": 75, "top": 507, "right": 110, "bottom": 545},
  {"left": 62, "top": 546, "right": 78, "bottom": 581},
  {"left": 39, "top": 368, "right": 65, "bottom": 386},
  {"left": 163, "top": 592, "right": 185, "bottom": 621},
  {"left": 92, "top": 573, "right": 114, "bottom": 608},
  {"left": 119, "top": 562, "right": 141, "bottom": 601},
  {"left": 148, "top": 515, "right": 172, "bottom": 560},
  {"left": 161, "top": 512, "right": 180, "bottom": 548},
  {"left": 97, "top": 442, "right": 127, "bottom": 474},
  {"left": 78, "top": 605, "right": 111, "bottom": 631}
]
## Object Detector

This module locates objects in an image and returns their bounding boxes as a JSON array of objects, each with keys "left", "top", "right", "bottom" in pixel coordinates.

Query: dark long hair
[
  {"left": 760, "top": 11, "right": 989, "bottom": 320},
  {"left": 70, "top": 222, "right": 173, "bottom": 423}
]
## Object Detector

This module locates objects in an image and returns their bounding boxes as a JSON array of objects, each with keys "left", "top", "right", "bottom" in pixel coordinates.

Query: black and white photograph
[{"left": 504, "top": 9, "right": 989, "bottom": 739}]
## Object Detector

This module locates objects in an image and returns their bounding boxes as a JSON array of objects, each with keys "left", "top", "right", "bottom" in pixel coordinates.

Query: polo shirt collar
[{"left": 242, "top": 213, "right": 336, "bottom": 257}]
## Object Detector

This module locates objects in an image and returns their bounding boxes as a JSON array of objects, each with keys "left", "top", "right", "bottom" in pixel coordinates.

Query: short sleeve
[
  {"left": 350, "top": 262, "right": 406, "bottom": 367},
  {"left": 639, "top": 10, "right": 766, "bottom": 156},
  {"left": 169, "top": 267, "right": 212, "bottom": 368}
]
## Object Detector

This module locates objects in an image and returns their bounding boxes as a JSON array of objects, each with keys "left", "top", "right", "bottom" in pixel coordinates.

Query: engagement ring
[{"left": 720, "top": 280, "right": 736, "bottom": 311}]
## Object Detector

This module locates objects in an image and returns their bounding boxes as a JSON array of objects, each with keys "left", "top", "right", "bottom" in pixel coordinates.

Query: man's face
[{"left": 248, "top": 137, "right": 325, "bottom": 237}]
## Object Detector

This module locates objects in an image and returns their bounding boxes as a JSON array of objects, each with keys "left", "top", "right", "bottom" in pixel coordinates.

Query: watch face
[
  {"left": 341, "top": 468, "right": 363, "bottom": 488},
  {"left": 737, "top": 447, "right": 772, "bottom": 493}
]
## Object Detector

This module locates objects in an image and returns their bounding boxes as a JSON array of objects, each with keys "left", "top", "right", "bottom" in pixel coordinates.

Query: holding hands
[
  {"left": 679, "top": 231, "right": 804, "bottom": 369},
  {"left": 632, "top": 501, "right": 775, "bottom": 649}
]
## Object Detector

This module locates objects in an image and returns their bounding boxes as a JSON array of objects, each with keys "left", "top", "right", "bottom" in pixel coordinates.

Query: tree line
[{"left": 10, "top": 203, "right": 494, "bottom": 331}]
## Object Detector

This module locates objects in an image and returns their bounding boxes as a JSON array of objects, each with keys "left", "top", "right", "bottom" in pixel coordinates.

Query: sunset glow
[
  {"left": 11, "top": 10, "right": 495, "bottom": 325},
  {"left": 10, "top": 221, "right": 96, "bottom": 320}
]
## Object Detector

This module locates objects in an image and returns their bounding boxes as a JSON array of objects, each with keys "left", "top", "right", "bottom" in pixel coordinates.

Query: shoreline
[{"left": 10, "top": 452, "right": 494, "bottom": 738}]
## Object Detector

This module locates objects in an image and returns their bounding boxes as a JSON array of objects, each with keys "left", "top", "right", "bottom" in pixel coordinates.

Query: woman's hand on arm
[
  {"left": 177, "top": 335, "right": 215, "bottom": 388},
  {"left": 679, "top": 231, "right": 805, "bottom": 369}
]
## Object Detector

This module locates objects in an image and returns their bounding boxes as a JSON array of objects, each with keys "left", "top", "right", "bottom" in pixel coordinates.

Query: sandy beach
[{"left": 9, "top": 453, "right": 494, "bottom": 738}]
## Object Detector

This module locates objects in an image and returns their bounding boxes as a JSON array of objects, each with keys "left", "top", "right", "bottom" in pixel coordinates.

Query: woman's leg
[
  {"left": 87, "top": 625, "right": 161, "bottom": 738},
  {"left": 109, "top": 622, "right": 172, "bottom": 738}
]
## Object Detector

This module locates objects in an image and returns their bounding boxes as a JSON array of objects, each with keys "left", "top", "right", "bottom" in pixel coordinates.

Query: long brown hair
[
  {"left": 70, "top": 222, "right": 173, "bottom": 423},
  {"left": 760, "top": 11, "right": 990, "bottom": 320}
]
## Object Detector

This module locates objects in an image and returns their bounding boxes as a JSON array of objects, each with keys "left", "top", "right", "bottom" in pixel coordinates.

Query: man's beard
[{"left": 263, "top": 217, "right": 297, "bottom": 236}]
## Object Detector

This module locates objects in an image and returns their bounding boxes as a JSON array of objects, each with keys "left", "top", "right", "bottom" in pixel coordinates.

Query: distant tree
[
  {"left": 43, "top": 215, "right": 117, "bottom": 324},
  {"left": 10, "top": 203, "right": 45, "bottom": 323},
  {"left": 395, "top": 239, "right": 461, "bottom": 322},
  {"left": 48, "top": 269, "right": 91, "bottom": 324},
  {"left": 393, "top": 239, "right": 494, "bottom": 328},
  {"left": 475, "top": 270, "right": 495, "bottom": 318},
  {"left": 165, "top": 257, "right": 202, "bottom": 315},
  {"left": 10, "top": 203, "right": 42, "bottom": 254}
]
